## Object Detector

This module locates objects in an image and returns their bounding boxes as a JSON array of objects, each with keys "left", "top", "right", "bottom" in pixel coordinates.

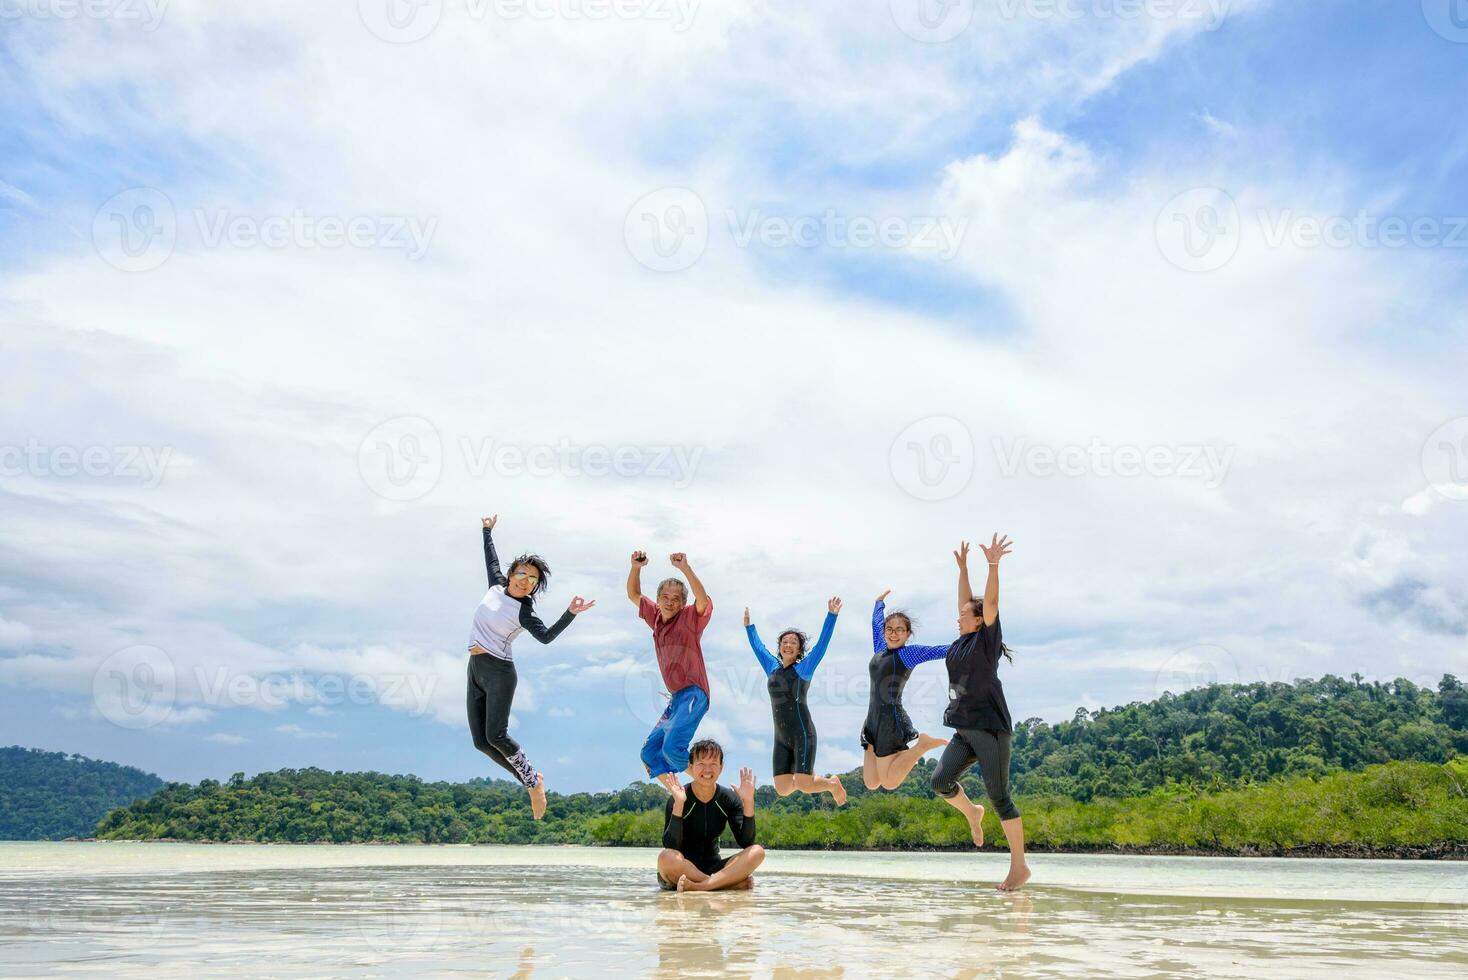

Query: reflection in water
[{"left": 0, "top": 857, "right": 1463, "bottom": 978}]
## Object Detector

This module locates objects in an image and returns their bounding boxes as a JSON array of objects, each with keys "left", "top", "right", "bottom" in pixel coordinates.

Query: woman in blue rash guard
[
  {"left": 861, "top": 591, "right": 952, "bottom": 792},
  {"left": 467, "top": 514, "right": 595, "bottom": 820},
  {"left": 743, "top": 598, "right": 848, "bottom": 804}
]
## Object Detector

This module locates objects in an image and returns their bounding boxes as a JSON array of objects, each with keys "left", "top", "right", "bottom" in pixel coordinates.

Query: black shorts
[
  {"left": 861, "top": 710, "right": 917, "bottom": 759},
  {"left": 772, "top": 732, "right": 816, "bottom": 777},
  {"left": 657, "top": 854, "right": 729, "bottom": 890}
]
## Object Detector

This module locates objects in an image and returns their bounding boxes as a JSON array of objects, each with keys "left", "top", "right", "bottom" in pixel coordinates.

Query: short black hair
[{"left": 688, "top": 739, "right": 723, "bottom": 764}]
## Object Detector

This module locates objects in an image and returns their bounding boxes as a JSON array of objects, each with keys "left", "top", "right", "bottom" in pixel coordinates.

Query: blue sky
[{"left": 1, "top": 0, "right": 1465, "bottom": 793}]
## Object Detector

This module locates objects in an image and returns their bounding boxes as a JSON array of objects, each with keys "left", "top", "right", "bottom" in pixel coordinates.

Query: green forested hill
[
  {"left": 90, "top": 675, "right": 1468, "bottom": 855},
  {"left": 0, "top": 746, "right": 165, "bottom": 840}
]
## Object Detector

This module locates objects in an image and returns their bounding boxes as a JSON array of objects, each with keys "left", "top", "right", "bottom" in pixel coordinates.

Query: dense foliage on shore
[
  {"left": 0, "top": 746, "right": 165, "bottom": 840},
  {"left": 89, "top": 676, "right": 1468, "bottom": 854}
]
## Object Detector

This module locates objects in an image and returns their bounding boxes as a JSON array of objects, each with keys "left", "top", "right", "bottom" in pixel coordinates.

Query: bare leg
[
  {"left": 773, "top": 775, "right": 796, "bottom": 797},
  {"left": 657, "top": 849, "right": 710, "bottom": 887},
  {"left": 996, "top": 817, "right": 1030, "bottom": 891},
  {"left": 792, "top": 773, "right": 847, "bottom": 805},
  {"left": 879, "top": 734, "right": 948, "bottom": 790},
  {"left": 678, "top": 845, "right": 766, "bottom": 892},
  {"left": 528, "top": 773, "right": 547, "bottom": 821},
  {"left": 938, "top": 784, "right": 986, "bottom": 846},
  {"left": 862, "top": 746, "right": 884, "bottom": 790}
]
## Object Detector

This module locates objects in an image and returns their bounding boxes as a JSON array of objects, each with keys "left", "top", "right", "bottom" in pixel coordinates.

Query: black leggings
[
  {"left": 467, "top": 654, "right": 535, "bottom": 786},
  {"left": 930, "top": 728, "right": 1020, "bottom": 821}
]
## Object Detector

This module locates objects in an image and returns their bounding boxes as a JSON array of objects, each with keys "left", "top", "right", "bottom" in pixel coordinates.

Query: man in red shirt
[{"left": 627, "top": 550, "right": 713, "bottom": 793}]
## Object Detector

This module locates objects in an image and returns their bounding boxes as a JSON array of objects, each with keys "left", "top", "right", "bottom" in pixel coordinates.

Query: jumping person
[
  {"left": 656, "top": 739, "right": 765, "bottom": 892},
  {"left": 744, "top": 599, "right": 848, "bottom": 804},
  {"left": 931, "top": 534, "right": 1030, "bottom": 892},
  {"left": 628, "top": 550, "right": 713, "bottom": 795},
  {"left": 861, "top": 591, "right": 951, "bottom": 792},
  {"left": 467, "top": 514, "right": 595, "bottom": 820}
]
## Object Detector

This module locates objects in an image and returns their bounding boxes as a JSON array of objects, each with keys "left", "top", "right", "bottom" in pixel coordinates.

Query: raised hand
[
  {"left": 979, "top": 533, "right": 1012, "bottom": 564},
  {"left": 735, "top": 766, "right": 756, "bottom": 811},
  {"left": 666, "top": 776, "right": 686, "bottom": 810},
  {"left": 876, "top": 589, "right": 891, "bottom": 602},
  {"left": 630, "top": 550, "right": 648, "bottom": 566},
  {"left": 669, "top": 552, "right": 690, "bottom": 571},
  {"left": 568, "top": 597, "right": 596, "bottom": 615},
  {"left": 828, "top": 597, "right": 843, "bottom": 615},
  {"left": 482, "top": 515, "right": 498, "bottom": 529},
  {"left": 954, "top": 540, "right": 970, "bottom": 568},
  {"left": 743, "top": 607, "right": 751, "bottom": 627}
]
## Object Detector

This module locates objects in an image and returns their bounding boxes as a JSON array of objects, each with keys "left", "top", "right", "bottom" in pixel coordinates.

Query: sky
[{"left": 1, "top": 0, "right": 1465, "bottom": 793}]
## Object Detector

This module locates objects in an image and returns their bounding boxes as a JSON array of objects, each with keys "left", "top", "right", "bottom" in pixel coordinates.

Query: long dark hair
[
  {"left": 508, "top": 554, "right": 551, "bottom": 598},
  {"left": 966, "top": 597, "right": 1012, "bottom": 662}
]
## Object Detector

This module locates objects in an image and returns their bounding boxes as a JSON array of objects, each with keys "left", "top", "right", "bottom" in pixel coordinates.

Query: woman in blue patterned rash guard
[
  {"left": 466, "top": 514, "right": 595, "bottom": 820},
  {"left": 744, "top": 598, "right": 848, "bottom": 804},
  {"left": 861, "top": 591, "right": 952, "bottom": 792}
]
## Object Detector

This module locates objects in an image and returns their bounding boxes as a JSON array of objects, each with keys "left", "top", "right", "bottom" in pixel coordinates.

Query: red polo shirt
[{"left": 638, "top": 595, "right": 712, "bottom": 696}]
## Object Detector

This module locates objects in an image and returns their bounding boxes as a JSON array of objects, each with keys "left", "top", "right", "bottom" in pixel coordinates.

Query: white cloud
[
  {"left": 206, "top": 733, "right": 248, "bottom": 745},
  {"left": 275, "top": 724, "right": 336, "bottom": 740}
]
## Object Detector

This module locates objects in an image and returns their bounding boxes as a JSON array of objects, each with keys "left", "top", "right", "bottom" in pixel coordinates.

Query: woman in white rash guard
[{"left": 467, "top": 514, "right": 595, "bottom": 819}]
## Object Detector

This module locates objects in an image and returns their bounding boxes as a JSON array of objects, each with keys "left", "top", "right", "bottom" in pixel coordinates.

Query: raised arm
[
  {"left": 796, "top": 600, "right": 841, "bottom": 680},
  {"left": 872, "top": 591, "right": 890, "bottom": 653},
  {"left": 662, "top": 793, "right": 684, "bottom": 849},
  {"left": 744, "top": 608, "right": 780, "bottom": 677},
  {"left": 720, "top": 769, "right": 757, "bottom": 848},
  {"left": 482, "top": 517, "right": 506, "bottom": 587},
  {"left": 899, "top": 642, "right": 952, "bottom": 670},
  {"left": 977, "top": 533, "right": 1011, "bottom": 626},
  {"left": 626, "top": 551, "right": 647, "bottom": 606},
  {"left": 955, "top": 540, "right": 973, "bottom": 615},
  {"left": 671, "top": 553, "right": 709, "bottom": 615}
]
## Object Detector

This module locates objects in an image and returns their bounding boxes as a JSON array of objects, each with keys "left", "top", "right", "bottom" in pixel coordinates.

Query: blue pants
[{"left": 640, "top": 685, "right": 709, "bottom": 778}]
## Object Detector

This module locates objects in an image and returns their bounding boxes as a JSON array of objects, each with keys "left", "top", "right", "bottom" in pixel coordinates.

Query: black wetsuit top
[
  {"left": 662, "top": 783, "right": 756, "bottom": 873},
  {"left": 943, "top": 617, "right": 1012, "bottom": 733}
]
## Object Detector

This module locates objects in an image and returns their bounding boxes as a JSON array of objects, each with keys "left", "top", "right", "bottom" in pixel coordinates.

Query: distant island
[
  {"left": 0, "top": 746, "right": 165, "bottom": 840},
  {"left": 76, "top": 674, "right": 1467, "bottom": 858}
]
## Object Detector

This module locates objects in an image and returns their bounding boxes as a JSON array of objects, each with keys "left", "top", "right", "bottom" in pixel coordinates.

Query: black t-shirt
[{"left": 943, "top": 618, "right": 1012, "bottom": 732}]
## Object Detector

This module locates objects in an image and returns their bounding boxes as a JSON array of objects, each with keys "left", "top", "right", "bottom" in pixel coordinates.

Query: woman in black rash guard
[
  {"left": 467, "top": 514, "right": 595, "bottom": 820},
  {"left": 656, "top": 739, "right": 764, "bottom": 892},
  {"left": 930, "top": 534, "right": 1030, "bottom": 892}
]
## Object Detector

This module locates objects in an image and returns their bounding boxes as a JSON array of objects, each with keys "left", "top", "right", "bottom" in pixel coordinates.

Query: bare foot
[
  {"left": 529, "top": 774, "right": 547, "bottom": 820},
  {"left": 997, "top": 864, "right": 1032, "bottom": 892},
  {"left": 915, "top": 732, "right": 949, "bottom": 753},
  {"left": 829, "top": 776, "right": 847, "bottom": 807},
  {"left": 963, "top": 802, "right": 985, "bottom": 847},
  {"left": 676, "top": 874, "right": 707, "bottom": 893},
  {"left": 731, "top": 876, "right": 754, "bottom": 890}
]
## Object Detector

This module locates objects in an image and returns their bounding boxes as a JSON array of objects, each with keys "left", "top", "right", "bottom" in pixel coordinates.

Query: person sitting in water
[
  {"left": 656, "top": 739, "right": 765, "bottom": 892},
  {"left": 744, "top": 598, "right": 847, "bottom": 804}
]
